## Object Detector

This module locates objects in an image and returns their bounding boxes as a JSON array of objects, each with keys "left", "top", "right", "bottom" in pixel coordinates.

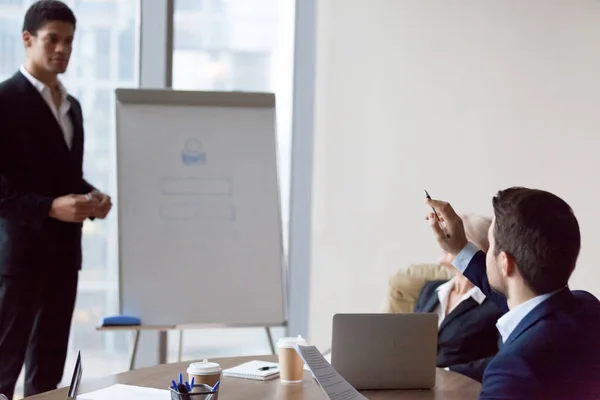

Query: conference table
[{"left": 28, "top": 355, "right": 481, "bottom": 400}]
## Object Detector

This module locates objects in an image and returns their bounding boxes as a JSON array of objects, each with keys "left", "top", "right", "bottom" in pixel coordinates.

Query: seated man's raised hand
[{"left": 424, "top": 198, "right": 469, "bottom": 256}]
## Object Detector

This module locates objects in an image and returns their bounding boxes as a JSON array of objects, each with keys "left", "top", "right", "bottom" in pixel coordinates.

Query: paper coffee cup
[
  {"left": 277, "top": 335, "right": 308, "bottom": 384},
  {"left": 187, "top": 359, "right": 222, "bottom": 388}
]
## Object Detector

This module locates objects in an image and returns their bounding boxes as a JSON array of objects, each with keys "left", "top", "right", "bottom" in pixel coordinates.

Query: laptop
[
  {"left": 331, "top": 313, "right": 437, "bottom": 390},
  {"left": 67, "top": 351, "right": 83, "bottom": 400}
]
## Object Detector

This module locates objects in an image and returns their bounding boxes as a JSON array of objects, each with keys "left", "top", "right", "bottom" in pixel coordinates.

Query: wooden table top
[{"left": 28, "top": 355, "right": 481, "bottom": 400}]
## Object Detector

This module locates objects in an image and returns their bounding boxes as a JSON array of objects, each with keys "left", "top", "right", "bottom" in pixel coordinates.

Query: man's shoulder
[
  {"left": 572, "top": 289, "right": 600, "bottom": 307},
  {"left": 66, "top": 93, "right": 82, "bottom": 111},
  {"left": 481, "top": 290, "right": 600, "bottom": 398},
  {"left": 0, "top": 73, "right": 25, "bottom": 117},
  {"left": 67, "top": 93, "right": 81, "bottom": 105},
  {"left": 486, "top": 326, "right": 600, "bottom": 399},
  {"left": 501, "top": 301, "right": 600, "bottom": 366},
  {"left": 0, "top": 73, "right": 20, "bottom": 96}
]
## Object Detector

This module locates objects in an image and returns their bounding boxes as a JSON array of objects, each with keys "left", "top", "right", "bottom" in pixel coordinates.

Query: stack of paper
[
  {"left": 303, "top": 351, "right": 331, "bottom": 371},
  {"left": 295, "top": 345, "right": 367, "bottom": 400},
  {"left": 78, "top": 384, "right": 169, "bottom": 400}
]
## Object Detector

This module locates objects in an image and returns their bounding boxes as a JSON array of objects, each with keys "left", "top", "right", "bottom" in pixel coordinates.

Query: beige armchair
[{"left": 386, "top": 263, "right": 455, "bottom": 314}]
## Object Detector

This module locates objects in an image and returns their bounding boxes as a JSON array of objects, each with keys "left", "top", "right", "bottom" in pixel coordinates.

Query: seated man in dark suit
[
  {"left": 415, "top": 214, "right": 502, "bottom": 382},
  {"left": 425, "top": 187, "right": 600, "bottom": 399}
]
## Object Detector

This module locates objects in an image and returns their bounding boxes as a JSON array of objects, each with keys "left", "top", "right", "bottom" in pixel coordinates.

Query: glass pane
[
  {"left": 63, "top": 0, "right": 140, "bottom": 382},
  {"left": 172, "top": 0, "right": 296, "bottom": 362},
  {"left": 0, "top": 0, "right": 140, "bottom": 396},
  {"left": 173, "top": 0, "right": 296, "bottom": 252}
]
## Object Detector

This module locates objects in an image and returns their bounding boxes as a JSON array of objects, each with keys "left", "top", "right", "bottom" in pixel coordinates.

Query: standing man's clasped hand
[
  {"left": 89, "top": 190, "right": 112, "bottom": 219},
  {"left": 425, "top": 198, "right": 469, "bottom": 257},
  {"left": 49, "top": 190, "right": 112, "bottom": 222},
  {"left": 49, "top": 194, "right": 96, "bottom": 223}
]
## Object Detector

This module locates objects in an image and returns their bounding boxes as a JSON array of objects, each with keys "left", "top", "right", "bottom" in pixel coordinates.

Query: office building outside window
[
  {"left": 171, "top": 0, "right": 295, "bottom": 360},
  {"left": 173, "top": 0, "right": 294, "bottom": 246},
  {"left": 0, "top": 0, "right": 139, "bottom": 395}
]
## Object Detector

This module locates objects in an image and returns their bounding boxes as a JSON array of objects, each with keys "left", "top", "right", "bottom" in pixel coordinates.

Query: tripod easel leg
[
  {"left": 265, "top": 326, "right": 275, "bottom": 355},
  {"left": 129, "top": 330, "right": 140, "bottom": 371}
]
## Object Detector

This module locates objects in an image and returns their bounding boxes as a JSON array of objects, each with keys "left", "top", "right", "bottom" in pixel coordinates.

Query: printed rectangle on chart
[
  {"left": 160, "top": 203, "right": 235, "bottom": 221},
  {"left": 161, "top": 177, "right": 232, "bottom": 195}
]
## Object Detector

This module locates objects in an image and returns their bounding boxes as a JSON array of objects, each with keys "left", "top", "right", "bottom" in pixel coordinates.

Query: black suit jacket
[
  {"left": 0, "top": 71, "right": 95, "bottom": 275},
  {"left": 414, "top": 280, "right": 503, "bottom": 382}
]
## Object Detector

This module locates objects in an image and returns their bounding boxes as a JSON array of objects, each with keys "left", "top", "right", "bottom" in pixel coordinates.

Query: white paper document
[
  {"left": 304, "top": 351, "right": 331, "bottom": 371},
  {"left": 79, "top": 384, "right": 169, "bottom": 400},
  {"left": 295, "top": 345, "right": 367, "bottom": 400}
]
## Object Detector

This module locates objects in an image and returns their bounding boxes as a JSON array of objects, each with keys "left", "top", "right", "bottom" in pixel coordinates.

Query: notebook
[{"left": 222, "top": 360, "right": 280, "bottom": 381}]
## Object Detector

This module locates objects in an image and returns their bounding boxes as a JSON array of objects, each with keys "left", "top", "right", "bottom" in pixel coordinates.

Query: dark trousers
[{"left": 0, "top": 269, "right": 78, "bottom": 399}]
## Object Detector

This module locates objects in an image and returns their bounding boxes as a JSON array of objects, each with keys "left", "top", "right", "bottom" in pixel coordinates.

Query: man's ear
[
  {"left": 500, "top": 251, "right": 517, "bottom": 277},
  {"left": 22, "top": 31, "right": 33, "bottom": 48}
]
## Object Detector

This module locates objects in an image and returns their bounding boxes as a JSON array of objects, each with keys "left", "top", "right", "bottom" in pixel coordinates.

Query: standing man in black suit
[{"left": 0, "top": 1, "right": 112, "bottom": 398}]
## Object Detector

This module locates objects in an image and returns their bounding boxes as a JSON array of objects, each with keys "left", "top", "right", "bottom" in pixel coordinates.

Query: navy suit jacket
[
  {"left": 414, "top": 280, "right": 503, "bottom": 382},
  {"left": 464, "top": 250, "right": 600, "bottom": 400}
]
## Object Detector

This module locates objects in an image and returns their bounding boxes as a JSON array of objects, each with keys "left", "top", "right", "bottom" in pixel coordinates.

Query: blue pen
[
  {"left": 185, "top": 381, "right": 191, "bottom": 391},
  {"left": 179, "top": 372, "right": 183, "bottom": 385},
  {"left": 212, "top": 381, "right": 220, "bottom": 392},
  {"left": 171, "top": 379, "right": 178, "bottom": 390},
  {"left": 191, "top": 377, "right": 195, "bottom": 388}
]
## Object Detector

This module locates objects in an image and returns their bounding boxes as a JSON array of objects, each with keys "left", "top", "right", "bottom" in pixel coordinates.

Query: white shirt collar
[
  {"left": 436, "top": 277, "right": 487, "bottom": 305},
  {"left": 19, "top": 64, "right": 68, "bottom": 100},
  {"left": 496, "top": 288, "right": 562, "bottom": 343}
]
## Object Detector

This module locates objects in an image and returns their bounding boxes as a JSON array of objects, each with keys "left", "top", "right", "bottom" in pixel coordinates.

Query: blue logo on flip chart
[{"left": 181, "top": 139, "right": 206, "bottom": 165}]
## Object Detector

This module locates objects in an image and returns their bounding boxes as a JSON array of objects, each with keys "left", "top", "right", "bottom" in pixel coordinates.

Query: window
[
  {"left": 0, "top": 0, "right": 140, "bottom": 396},
  {"left": 118, "top": 24, "right": 135, "bottom": 81},
  {"left": 173, "top": 0, "right": 295, "bottom": 247},
  {"left": 232, "top": 51, "right": 269, "bottom": 91},
  {"left": 0, "top": 18, "right": 21, "bottom": 76},
  {"left": 0, "top": 0, "right": 296, "bottom": 388},
  {"left": 177, "top": 0, "right": 204, "bottom": 11},
  {"left": 94, "top": 28, "right": 111, "bottom": 80},
  {"left": 172, "top": 0, "right": 295, "bottom": 361}
]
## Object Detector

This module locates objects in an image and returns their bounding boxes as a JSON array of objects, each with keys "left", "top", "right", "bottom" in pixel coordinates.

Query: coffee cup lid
[
  {"left": 276, "top": 335, "right": 308, "bottom": 349},
  {"left": 187, "top": 359, "right": 222, "bottom": 375}
]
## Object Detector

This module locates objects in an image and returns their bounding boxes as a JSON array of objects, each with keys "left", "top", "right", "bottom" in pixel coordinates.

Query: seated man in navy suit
[{"left": 425, "top": 187, "right": 600, "bottom": 400}]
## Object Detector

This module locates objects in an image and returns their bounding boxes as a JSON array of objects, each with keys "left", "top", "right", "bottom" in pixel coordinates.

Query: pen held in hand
[{"left": 424, "top": 190, "right": 450, "bottom": 238}]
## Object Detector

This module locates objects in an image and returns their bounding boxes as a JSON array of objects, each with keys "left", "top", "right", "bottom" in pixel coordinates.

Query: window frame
[{"left": 131, "top": 0, "right": 313, "bottom": 365}]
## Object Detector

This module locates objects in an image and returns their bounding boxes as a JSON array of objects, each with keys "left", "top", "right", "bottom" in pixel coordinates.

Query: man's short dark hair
[
  {"left": 492, "top": 187, "right": 580, "bottom": 295},
  {"left": 22, "top": 0, "right": 76, "bottom": 35}
]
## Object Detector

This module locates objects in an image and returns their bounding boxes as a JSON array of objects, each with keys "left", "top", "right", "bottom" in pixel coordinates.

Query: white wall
[{"left": 308, "top": 0, "right": 600, "bottom": 350}]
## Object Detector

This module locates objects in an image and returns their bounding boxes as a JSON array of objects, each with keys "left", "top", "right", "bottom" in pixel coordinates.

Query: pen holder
[{"left": 169, "top": 384, "right": 219, "bottom": 400}]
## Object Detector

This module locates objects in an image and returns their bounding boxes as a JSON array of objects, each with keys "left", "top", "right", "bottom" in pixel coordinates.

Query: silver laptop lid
[{"left": 331, "top": 313, "right": 437, "bottom": 390}]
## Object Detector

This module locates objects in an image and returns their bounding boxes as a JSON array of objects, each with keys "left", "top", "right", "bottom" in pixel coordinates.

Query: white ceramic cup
[
  {"left": 277, "top": 335, "right": 308, "bottom": 383},
  {"left": 187, "top": 359, "right": 222, "bottom": 388}
]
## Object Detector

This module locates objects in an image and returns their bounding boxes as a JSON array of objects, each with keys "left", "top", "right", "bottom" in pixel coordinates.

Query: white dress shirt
[
  {"left": 452, "top": 242, "right": 559, "bottom": 343},
  {"left": 19, "top": 65, "right": 73, "bottom": 149},
  {"left": 434, "top": 277, "right": 486, "bottom": 328}
]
